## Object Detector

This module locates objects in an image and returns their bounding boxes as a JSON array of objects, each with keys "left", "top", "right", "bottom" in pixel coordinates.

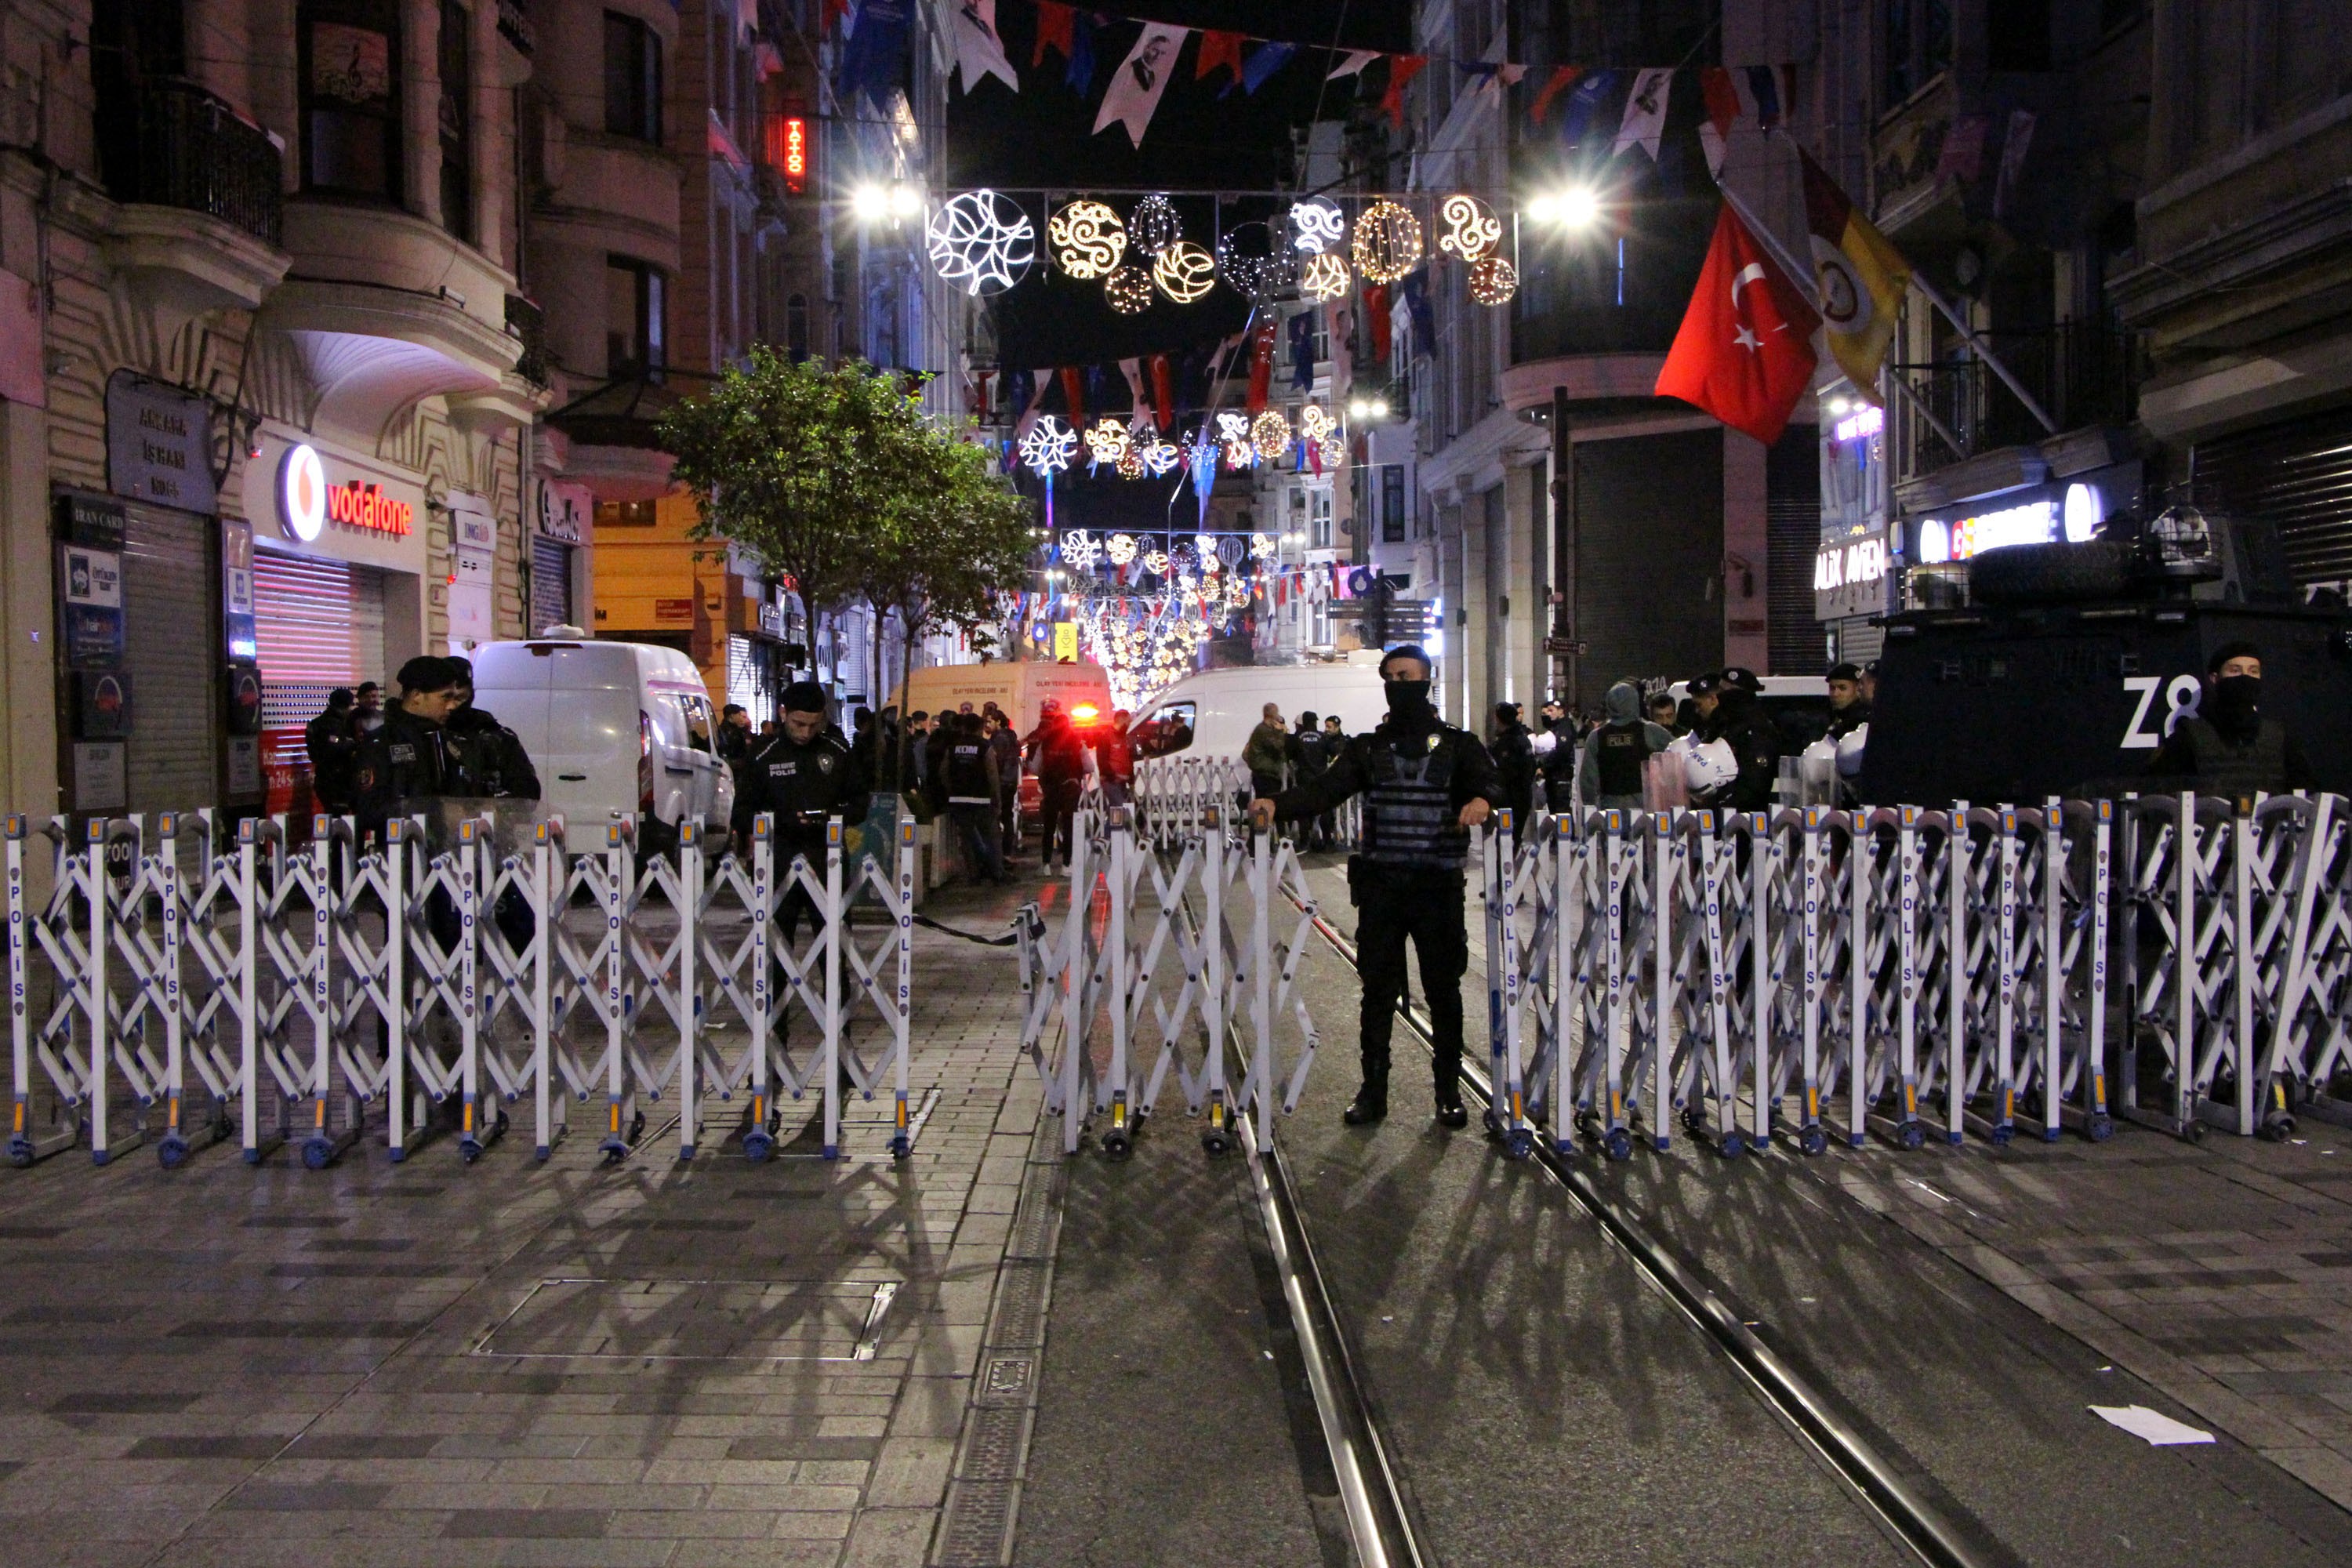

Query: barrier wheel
[
  {"left": 1680, "top": 1106, "right": 1706, "bottom": 1134},
  {"left": 2259, "top": 1116, "right": 2295, "bottom": 1143},
  {"left": 1482, "top": 1107, "right": 1501, "bottom": 1138},
  {"left": 1504, "top": 1127, "right": 1534, "bottom": 1160},
  {"left": 460, "top": 1138, "right": 483, "bottom": 1165},
  {"left": 888, "top": 1134, "right": 912, "bottom": 1160},
  {"left": 1719, "top": 1131, "right": 1747, "bottom": 1158},
  {"left": 1798, "top": 1127, "right": 1828, "bottom": 1157},
  {"left": 2181, "top": 1118, "right": 2205, "bottom": 1145},
  {"left": 1603, "top": 1128, "right": 1633, "bottom": 1161},
  {"left": 1894, "top": 1120, "right": 1925, "bottom": 1151},
  {"left": 1987, "top": 1124, "right": 2014, "bottom": 1148},
  {"left": 2085, "top": 1113, "right": 2114, "bottom": 1143},
  {"left": 600, "top": 1142, "right": 627, "bottom": 1167},
  {"left": 157, "top": 1134, "right": 188, "bottom": 1171},
  {"left": 1200, "top": 1126, "right": 1232, "bottom": 1156},
  {"left": 299, "top": 1136, "right": 334, "bottom": 1171},
  {"left": 742, "top": 1130, "right": 774, "bottom": 1163},
  {"left": 1102, "top": 1128, "right": 1133, "bottom": 1160},
  {"left": 7, "top": 1138, "right": 31, "bottom": 1169}
]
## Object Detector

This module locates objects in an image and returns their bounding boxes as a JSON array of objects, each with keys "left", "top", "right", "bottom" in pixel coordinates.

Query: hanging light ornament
[
  {"left": 1129, "top": 192, "right": 1182, "bottom": 257},
  {"left": 1142, "top": 547, "right": 1172, "bottom": 577},
  {"left": 1216, "top": 535, "right": 1247, "bottom": 570},
  {"left": 1216, "top": 222, "right": 1294, "bottom": 303},
  {"left": 1250, "top": 531, "right": 1276, "bottom": 559},
  {"left": 1288, "top": 196, "right": 1346, "bottom": 254},
  {"left": 1196, "top": 535, "right": 1221, "bottom": 573},
  {"left": 1084, "top": 416, "right": 1131, "bottom": 466},
  {"left": 926, "top": 191, "right": 1036, "bottom": 296},
  {"left": 1152, "top": 240, "right": 1216, "bottom": 303},
  {"left": 1143, "top": 439, "right": 1183, "bottom": 476},
  {"left": 1250, "top": 409, "right": 1292, "bottom": 462},
  {"left": 1104, "top": 265, "right": 1154, "bottom": 315},
  {"left": 1048, "top": 199, "right": 1127, "bottom": 279},
  {"left": 1106, "top": 532, "right": 1138, "bottom": 566},
  {"left": 1437, "top": 193, "right": 1503, "bottom": 261},
  {"left": 1058, "top": 528, "right": 1100, "bottom": 572},
  {"left": 1018, "top": 415, "right": 1075, "bottom": 477},
  {"left": 1216, "top": 410, "right": 1254, "bottom": 470},
  {"left": 1116, "top": 447, "right": 1147, "bottom": 479},
  {"left": 1298, "top": 405, "right": 1335, "bottom": 444},
  {"left": 1351, "top": 199, "right": 1424, "bottom": 285},
  {"left": 1468, "top": 256, "right": 1519, "bottom": 307},
  {"left": 1299, "top": 252, "right": 1352, "bottom": 303},
  {"left": 1321, "top": 434, "right": 1347, "bottom": 470}
]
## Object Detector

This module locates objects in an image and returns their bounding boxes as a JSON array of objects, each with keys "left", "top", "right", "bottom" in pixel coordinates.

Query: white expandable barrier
[{"left": 5, "top": 808, "right": 918, "bottom": 1170}]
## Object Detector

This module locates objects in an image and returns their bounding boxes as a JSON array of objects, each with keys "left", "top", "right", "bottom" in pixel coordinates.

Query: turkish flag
[{"left": 1654, "top": 204, "right": 1820, "bottom": 446}]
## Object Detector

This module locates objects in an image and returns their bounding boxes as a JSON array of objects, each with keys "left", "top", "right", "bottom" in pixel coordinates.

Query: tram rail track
[{"left": 1287, "top": 891, "right": 1997, "bottom": 1568}]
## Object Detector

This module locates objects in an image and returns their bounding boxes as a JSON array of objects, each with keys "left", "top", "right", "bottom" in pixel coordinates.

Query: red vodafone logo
[{"left": 278, "top": 443, "right": 414, "bottom": 540}]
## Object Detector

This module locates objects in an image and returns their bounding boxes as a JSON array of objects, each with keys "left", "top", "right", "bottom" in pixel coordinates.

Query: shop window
[
  {"left": 606, "top": 256, "right": 666, "bottom": 378},
  {"left": 301, "top": 0, "right": 402, "bottom": 200},
  {"left": 595, "top": 499, "right": 658, "bottom": 526},
  {"left": 604, "top": 11, "right": 662, "bottom": 143},
  {"left": 437, "top": 0, "right": 472, "bottom": 241}
]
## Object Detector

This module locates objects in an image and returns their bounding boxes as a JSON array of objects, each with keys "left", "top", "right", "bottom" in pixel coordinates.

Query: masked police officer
[
  {"left": 1250, "top": 645, "right": 1502, "bottom": 1128},
  {"left": 733, "top": 681, "right": 869, "bottom": 938}
]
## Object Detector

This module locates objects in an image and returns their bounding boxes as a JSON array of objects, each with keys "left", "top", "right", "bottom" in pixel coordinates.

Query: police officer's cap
[
  {"left": 2207, "top": 639, "right": 2263, "bottom": 674},
  {"left": 1826, "top": 661, "right": 1863, "bottom": 683},
  {"left": 397, "top": 655, "right": 461, "bottom": 695},
  {"left": 781, "top": 680, "right": 829, "bottom": 713},
  {"left": 1718, "top": 666, "right": 1763, "bottom": 695},
  {"left": 1687, "top": 670, "right": 1724, "bottom": 696}
]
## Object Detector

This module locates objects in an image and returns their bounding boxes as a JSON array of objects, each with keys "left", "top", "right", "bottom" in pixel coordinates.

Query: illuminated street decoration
[
  {"left": 1058, "top": 528, "right": 1099, "bottom": 570},
  {"left": 926, "top": 190, "right": 1035, "bottom": 296},
  {"left": 1104, "top": 264, "right": 1154, "bottom": 314},
  {"left": 1152, "top": 240, "right": 1216, "bottom": 303},
  {"left": 1250, "top": 409, "right": 1292, "bottom": 462},
  {"left": 1289, "top": 196, "right": 1345, "bottom": 253},
  {"left": 1129, "top": 192, "right": 1182, "bottom": 256},
  {"left": 1018, "top": 414, "right": 1075, "bottom": 477},
  {"left": 1250, "top": 531, "right": 1275, "bottom": 559},
  {"left": 1144, "top": 439, "right": 1183, "bottom": 475},
  {"left": 1084, "top": 417, "right": 1131, "bottom": 466},
  {"left": 1352, "top": 199, "right": 1423, "bottom": 285},
  {"left": 1300, "top": 252, "right": 1351, "bottom": 302},
  {"left": 1468, "top": 255, "right": 1519, "bottom": 306},
  {"left": 1217, "top": 410, "right": 1254, "bottom": 469},
  {"left": 1106, "top": 532, "right": 1138, "bottom": 566},
  {"left": 1116, "top": 447, "right": 1147, "bottom": 479},
  {"left": 1217, "top": 223, "right": 1293, "bottom": 303},
  {"left": 1299, "top": 405, "right": 1335, "bottom": 443},
  {"left": 1048, "top": 199, "right": 1127, "bottom": 278},
  {"left": 1437, "top": 194, "right": 1502, "bottom": 260}
]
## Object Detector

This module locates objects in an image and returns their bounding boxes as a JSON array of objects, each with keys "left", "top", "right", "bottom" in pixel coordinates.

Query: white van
[
  {"left": 889, "top": 660, "right": 1114, "bottom": 737},
  {"left": 1130, "top": 659, "right": 1390, "bottom": 760},
  {"left": 470, "top": 633, "right": 735, "bottom": 852}
]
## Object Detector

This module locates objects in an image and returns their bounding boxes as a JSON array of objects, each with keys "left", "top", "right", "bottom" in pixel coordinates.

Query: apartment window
[
  {"left": 604, "top": 11, "right": 662, "bottom": 142},
  {"left": 1310, "top": 488, "right": 1334, "bottom": 550},
  {"left": 1985, "top": 0, "right": 2050, "bottom": 71},
  {"left": 437, "top": 0, "right": 472, "bottom": 241},
  {"left": 595, "top": 499, "right": 658, "bottom": 526},
  {"left": 1882, "top": 0, "right": 1953, "bottom": 107},
  {"left": 787, "top": 292, "right": 810, "bottom": 361},
  {"left": 1381, "top": 465, "right": 1406, "bottom": 543},
  {"left": 606, "top": 256, "right": 666, "bottom": 378},
  {"left": 301, "top": 0, "right": 402, "bottom": 199}
]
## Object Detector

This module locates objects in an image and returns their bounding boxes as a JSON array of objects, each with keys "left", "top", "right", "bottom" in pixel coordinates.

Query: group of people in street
[{"left": 304, "top": 659, "right": 541, "bottom": 835}]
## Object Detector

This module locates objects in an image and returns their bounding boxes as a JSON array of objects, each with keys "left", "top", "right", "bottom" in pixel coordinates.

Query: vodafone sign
[{"left": 278, "top": 443, "right": 416, "bottom": 543}]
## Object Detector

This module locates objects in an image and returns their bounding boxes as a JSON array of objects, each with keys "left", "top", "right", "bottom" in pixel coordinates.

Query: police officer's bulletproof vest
[
  {"left": 2172, "top": 717, "right": 2289, "bottom": 798},
  {"left": 1594, "top": 722, "right": 1654, "bottom": 797},
  {"left": 1363, "top": 730, "right": 1467, "bottom": 871}
]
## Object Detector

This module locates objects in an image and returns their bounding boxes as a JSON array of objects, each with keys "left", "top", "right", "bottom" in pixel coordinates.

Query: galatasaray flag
[
  {"left": 1655, "top": 204, "right": 1820, "bottom": 446},
  {"left": 1801, "top": 151, "right": 1911, "bottom": 403}
]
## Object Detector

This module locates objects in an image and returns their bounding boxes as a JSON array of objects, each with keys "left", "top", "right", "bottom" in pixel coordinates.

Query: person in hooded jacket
[
  {"left": 1578, "top": 681, "right": 1675, "bottom": 812},
  {"left": 1250, "top": 646, "right": 1502, "bottom": 1130},
  {"left": 2149, "top": 641, "right": 2317, "bottom": 800},
  {"left": 1690, "top": 667, "right": 1782, "bottom": 812}
]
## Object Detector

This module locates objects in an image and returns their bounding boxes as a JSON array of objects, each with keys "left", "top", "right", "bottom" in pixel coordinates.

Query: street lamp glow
[
  {"left": 1531, "top": 185, "right": 1602, "bottom": 230},
  {"left": 851, "top": 183, "right": 891, "bottom": 223},
  {"left": 888, "top": 183, "right": 923, "bottom": 220}
]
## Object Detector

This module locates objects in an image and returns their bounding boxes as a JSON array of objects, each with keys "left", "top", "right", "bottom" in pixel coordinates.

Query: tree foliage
[{"left": 655, "top": 350, "right": 1035, "bottom": 657}]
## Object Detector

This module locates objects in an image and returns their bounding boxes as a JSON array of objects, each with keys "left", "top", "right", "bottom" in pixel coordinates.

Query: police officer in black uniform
[
  {"left": 2149, "top": 641, "right": 2318, "bottom": 799},
  {"left": 1824, "top": 661, "right": 1871, "bottom": 742},
  {"left": 1251, "top": 646, "right": 1502, "bottom": 1128},
  {"left": 445, "top": 656, "right": 542, "bottom": 801},
  {"left": 1689, "top": 666, "right": 1784, "bottom": 812},
  {"left": 733, "top": 681, "right": 867, "bottom": 942},
  {"left": 352, "top": 656, "right": 466, "bottom": 842}
]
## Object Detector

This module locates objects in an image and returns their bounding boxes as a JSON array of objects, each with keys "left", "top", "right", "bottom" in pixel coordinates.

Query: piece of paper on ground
[{"left": 2090, "top": 1405, "right": 2216, "bottom": 1446}]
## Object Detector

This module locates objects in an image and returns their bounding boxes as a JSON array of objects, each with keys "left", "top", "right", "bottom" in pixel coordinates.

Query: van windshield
[{"left": 675, "top": 695, "right": 715, "bottom": 753}]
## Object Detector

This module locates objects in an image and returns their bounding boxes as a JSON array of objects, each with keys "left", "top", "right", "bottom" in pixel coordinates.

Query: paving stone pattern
[{"left": 0, "top": 879, "right": 1045, "bottom": 1568}]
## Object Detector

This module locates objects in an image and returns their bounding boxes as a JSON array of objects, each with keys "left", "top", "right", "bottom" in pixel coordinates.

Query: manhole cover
[{"left": 474, "top": 1279, "right": 898, "bottom": 1363}]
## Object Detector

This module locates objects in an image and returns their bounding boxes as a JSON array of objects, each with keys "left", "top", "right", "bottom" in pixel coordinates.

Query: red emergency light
[{"left": 1069, "top": 702, "right": 1101, "bottom": 726}]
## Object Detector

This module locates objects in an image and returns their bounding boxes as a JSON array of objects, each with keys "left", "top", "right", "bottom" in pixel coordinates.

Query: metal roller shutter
[
  {"left": 530, "top": 535, "right": 573, "bottom": 635},
  {"left": 120, "top": 503, "right": 219, "bottom": 811},
  {"left": 2192, "top": 406, "right": 2352, "bottom": 589},
  {"left": 251, "top": 550, "right": 387, "bottom": 789}
]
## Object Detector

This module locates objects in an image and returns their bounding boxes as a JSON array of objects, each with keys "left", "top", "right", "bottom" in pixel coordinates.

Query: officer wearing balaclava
[
  {"left": 1250, "top": 646, "right": 1504, "bottom": 1128},
  {"left": 2149, "top": 641, "right": 2316, "bottom": 800}
]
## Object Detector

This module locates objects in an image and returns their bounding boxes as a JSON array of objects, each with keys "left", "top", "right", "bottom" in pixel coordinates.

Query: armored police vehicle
[{"left": 1856, "top": 509, "right": 2352, "bottom": 805}]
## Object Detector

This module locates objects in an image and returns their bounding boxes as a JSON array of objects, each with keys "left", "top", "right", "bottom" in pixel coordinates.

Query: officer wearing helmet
[{"left": 1250, "top": 646, "right": 1503, "bottom": 1129}]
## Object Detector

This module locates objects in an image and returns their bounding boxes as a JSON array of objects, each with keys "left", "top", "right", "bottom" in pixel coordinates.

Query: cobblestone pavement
[{"left": 0, "top": 875, "right": 1046, "bottom": 1568}]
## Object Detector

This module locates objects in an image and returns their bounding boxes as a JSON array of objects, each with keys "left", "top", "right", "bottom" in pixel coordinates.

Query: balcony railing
[
  {"left": 103, "top": 78, "right": 283, "bottom": 249},
  {"left": 505, "top": 293, "right": 550, "bottom": 388},
  {"left": 1890, "top": 320, "right": 2146, "bottom": 481}
]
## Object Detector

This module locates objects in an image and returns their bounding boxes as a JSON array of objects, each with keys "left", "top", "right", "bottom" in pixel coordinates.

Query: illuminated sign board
[
  {"left": 1831, "top": 405, "right": 1884, "bottom": 444},
  {"left": 278, "top": 442, "right": 415, "bottom": 543},
  {"left": 1814, "top": 526, "right": 1893, "bottom": 620},
  {"left": 783, "top": 116, "right": 808, "bottom": 194}
]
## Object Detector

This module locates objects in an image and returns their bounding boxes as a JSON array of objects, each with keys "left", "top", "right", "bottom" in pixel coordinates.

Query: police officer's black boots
[
  {"left": 1433, "top": 1075, "right": 1468, "bottom": 1130},
  {"left": 1343, "top": 1080, "right": 1388, "bottom": 1125}
]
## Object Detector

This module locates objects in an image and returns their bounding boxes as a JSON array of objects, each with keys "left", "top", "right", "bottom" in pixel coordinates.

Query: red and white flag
[{"left": 1654, "top": 204, "right": 1821, "bottom": 446}]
